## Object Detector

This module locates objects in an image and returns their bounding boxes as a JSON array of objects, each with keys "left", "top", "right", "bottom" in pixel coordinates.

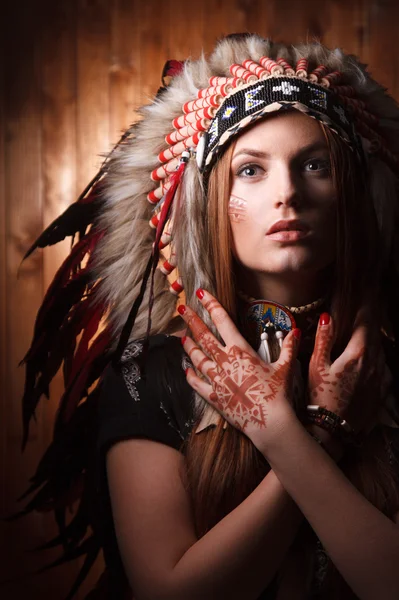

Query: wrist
[
  {"left": 305, "top": 423, "right": 345, "bottom": 462},
  {"left": 257, "top": 405, "right": 299, "bottom": 458},
  {"left": 305, "top": 405, "right": 355, "bottom": 444}
]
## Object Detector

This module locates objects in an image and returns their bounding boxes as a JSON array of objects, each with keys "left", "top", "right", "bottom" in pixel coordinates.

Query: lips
[
  {"left": 266, "top": 219, "right": 311, "bottom": 242},
  {"left": 266, "top": 219, "right": 310, "bottom": 235}
]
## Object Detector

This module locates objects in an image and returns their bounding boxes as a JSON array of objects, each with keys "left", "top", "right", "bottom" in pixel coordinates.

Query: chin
[{"left": 255, "top": 247, "right": 324, "bottom": 273}]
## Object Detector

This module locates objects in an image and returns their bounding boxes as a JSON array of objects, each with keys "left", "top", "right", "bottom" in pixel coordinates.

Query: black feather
[
  {"left": 64, "top": 541, "right": 101, "bottom": 600},
  {"left": 23, "top": 198, "right": 104, "bottom": 261},
  {"left": 37, "top": 535, "right": 99, "bottom": 572},
  {"left": 17, "top": 126, "right": 137, "bottom": 599}
]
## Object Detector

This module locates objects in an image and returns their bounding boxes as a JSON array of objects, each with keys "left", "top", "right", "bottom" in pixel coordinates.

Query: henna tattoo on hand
[
  {"left": 309, "top": 325, "right": 364, "bottom": 417},
  {"left": 309, "top": 327, "right": 332, "bottom": 400},
  {"left": 207, "top": 344, "right": 293, "bottom": 433},
  {"left": 183, "top": 293, "right": 297, "bottom": 440},
  {"left": 335, "top": 359, "right": 359, "bottom": 408},
  {"left": 186, "top": 310, "right": 216, "bottom": 348}
]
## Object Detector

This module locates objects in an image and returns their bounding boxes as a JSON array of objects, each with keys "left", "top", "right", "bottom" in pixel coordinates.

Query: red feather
[
  {"left": 58, "top": 328, "right": 112, "bottom": 425},
  {"left": 154, "top": 160, "right": 186, "bottom": 250},
  {"left": 67, "top": 303, "right": 106, "bottom": 386},
  {"left": 33, "top": 229, "right": 103, "bottom": 334}
]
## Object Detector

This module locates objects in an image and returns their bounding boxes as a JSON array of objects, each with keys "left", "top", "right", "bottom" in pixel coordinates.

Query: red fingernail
[
  {"left": 320, "top": 313, "right": 330, "bottom": 326},
  {"left": 177, "top": 305, "right": 186, "bottom": 315},
  {"left": 196, "top": 288, "right": 204, "bottom": 300},
  {"left": 293, "top": 328, "right": 301, "bottom": 341},
  {"left": 181, "top": 336, "right": 186, "bottom": 345}
]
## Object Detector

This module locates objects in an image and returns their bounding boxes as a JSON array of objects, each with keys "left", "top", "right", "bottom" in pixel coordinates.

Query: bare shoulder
[{"left": 106, "top": 438, "right": 197, "bottom": 597}]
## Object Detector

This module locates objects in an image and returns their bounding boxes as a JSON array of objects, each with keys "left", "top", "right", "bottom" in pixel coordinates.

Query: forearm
[
  {"left": 305, "top": 422, "right": 345, "bottom": 462},
  {"left": 166, "top": 468, "right": 304, "bottom": 600},
  {"left": 265, "top": 415, "right": 399, "bottom": 600}
]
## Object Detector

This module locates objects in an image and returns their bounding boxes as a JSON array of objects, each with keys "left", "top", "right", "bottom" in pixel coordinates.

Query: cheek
[
  {"left": 228, "top": 195, "right": 253, "bottom": 258},
  {"left": 316, "top": 195, "right": 337, "bottom": 233},
  {"left": 309, "top": 179, "right": 336, "bottom": 211},
  {"left": 311, "top": 195, "right": 337, "bottom": 261},
  {"left": 228, "top": 183, "right": 268, "bottom": 226},
  {"left": 228, "top": 194, "right": 248, "bottom": 223},
  {"left": 307, "top": 178, "right": 337, "bottom": 228}
]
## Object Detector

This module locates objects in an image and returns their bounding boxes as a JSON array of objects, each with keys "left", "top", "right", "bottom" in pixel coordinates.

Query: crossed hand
[{"left": 179, "top": 289, "right": 381, "bottom": 454}]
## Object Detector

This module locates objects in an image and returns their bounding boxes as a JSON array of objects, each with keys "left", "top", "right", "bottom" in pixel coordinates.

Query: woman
[{"left": 22, "top": 34, "right": 399, "bottom": 599}]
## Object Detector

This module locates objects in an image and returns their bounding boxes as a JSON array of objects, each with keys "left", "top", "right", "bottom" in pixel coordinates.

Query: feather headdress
[{"left": 18, "top": 33, "right": 399, "bottom": 598}]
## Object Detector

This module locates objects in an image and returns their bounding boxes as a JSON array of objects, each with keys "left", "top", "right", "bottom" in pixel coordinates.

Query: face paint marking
[{"left": 228, "top": 194, "right": 248, "bottom": 222}]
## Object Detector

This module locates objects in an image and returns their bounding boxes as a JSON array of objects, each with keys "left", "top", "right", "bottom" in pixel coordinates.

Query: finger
[
  {"left": 196, "top": 288, "right": 255, "bottom": 354},
  {"left": 311, "top": 313, "right": 334, "bottom": 370},
  {"left": 178, "top": 304, "right": 223, "bottom": 357},
  {"left": 278, "top": 328, "right": 301, "bottom": 366},
  {"left": 182, "top": 336, "right": 215, "bottom": 380},
  {"left": 336, "top": 321, "right": 366, "bottom": 368},
  {"left": 276, "top": 330, "right": 301, "bottom": 393},
  {"left": 185, "top": 367, "right": 218, "bottom": 405},
  {"left": 353, "top": 305, "right": 372, "bottom": 329},
  {"left": 353, "top": 305, "right": 376, "bottom": 349},
  {"left": 186, "top": 367, "right": 232, "bottom": 424}
]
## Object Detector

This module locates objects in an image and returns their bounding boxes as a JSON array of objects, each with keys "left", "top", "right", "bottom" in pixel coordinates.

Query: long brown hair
[{"left": 183, "top": 117, "right": 399, "bottom": 597}]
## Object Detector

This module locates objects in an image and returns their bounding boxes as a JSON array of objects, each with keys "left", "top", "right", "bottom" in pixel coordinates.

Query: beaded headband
[
  {"left": 147, "top": 55, "right": 394, "bottom": 297},
  {"left": 196, "top": 76, "right": 362, "bottom": 172}
]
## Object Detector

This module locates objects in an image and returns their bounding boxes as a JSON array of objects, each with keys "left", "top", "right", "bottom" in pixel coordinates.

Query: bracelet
[{"left": 305, "top": 405, "right": 358, "bottom": 445}]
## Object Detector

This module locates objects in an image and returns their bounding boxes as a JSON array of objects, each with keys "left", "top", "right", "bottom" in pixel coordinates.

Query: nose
[{"left": 273, "top": 164, "right": 302, "bottom": 209}]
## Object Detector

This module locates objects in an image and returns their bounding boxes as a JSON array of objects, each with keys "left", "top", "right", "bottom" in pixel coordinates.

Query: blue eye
[{"left": 236, "top": 164, "right": 263, "bottom": 178}]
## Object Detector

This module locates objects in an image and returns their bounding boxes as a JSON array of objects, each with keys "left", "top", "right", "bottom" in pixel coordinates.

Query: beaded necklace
[
  {"left": 237, "top": 291, "right": 326, "bottom": 314},
  {"left": 237, "top": 292, "right": 326, "bottom": 362}
]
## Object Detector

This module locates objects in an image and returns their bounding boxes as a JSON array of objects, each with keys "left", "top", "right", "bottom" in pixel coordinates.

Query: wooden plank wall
[{"left": 1, "top": 0, "right": 398, "bottom": 597}]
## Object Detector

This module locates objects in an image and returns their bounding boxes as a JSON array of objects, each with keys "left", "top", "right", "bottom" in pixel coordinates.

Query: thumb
[
  {"left": 311, "top": 312, "right": 334, "bottom": 369},
  {"left": 278, "top": 328, "right": 301, "bottom": 366}
]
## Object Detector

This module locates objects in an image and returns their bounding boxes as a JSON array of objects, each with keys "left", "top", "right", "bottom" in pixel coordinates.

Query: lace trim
[{"left": 121, "top": 341, "right": 143, "bottom": 402}]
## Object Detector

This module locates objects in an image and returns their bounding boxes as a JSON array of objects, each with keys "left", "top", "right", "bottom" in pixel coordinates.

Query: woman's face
[{"left": 229, "top": 111, "right": 337, "bottom": 281}]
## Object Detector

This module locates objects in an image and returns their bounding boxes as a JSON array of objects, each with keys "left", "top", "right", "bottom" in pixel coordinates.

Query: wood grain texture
[
  {"left": 0, "top": 0, "right": 7, "bottom": 545},
  {"left": 110, "top": 0, "right": 141, "bottom": 140},
  {"left": 323, "top": 0, "right": 365, "bottom": 55},
  {"left": 137, "top": 0, "right": 170, "bottom": 101},
  {"left": 77, "top": 0, "right": 111, "bottom": 191},
  {"left": 362, "top": 0, "right": 399, "bottom": 99},
  {"left": 41, "top": 0, "right": 78, "bottom": 442},
  {"left": 1, "top": 1, "right": 47, "bottom": 597},
  {"left": 1, "top": 1, "right": 399, "bottom": 598},
  {"left": 41, "top": 1, "right": 97, "bottom": 597}
]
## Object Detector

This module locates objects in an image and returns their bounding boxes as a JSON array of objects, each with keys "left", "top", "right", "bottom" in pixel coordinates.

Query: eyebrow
[{"left": 232, "top": 141, "right": 329, "bottom": 162}]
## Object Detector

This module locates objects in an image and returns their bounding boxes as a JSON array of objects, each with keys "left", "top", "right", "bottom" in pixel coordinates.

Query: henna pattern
[
  {"left": 311, "top": 325, "right": 331, "bottom": 368},
  {"left": 197, "top": 356, "right": 210, "bottom": 372},
  {"left": 202, "top": 298, "right": 227, "bottom": 327},
  {"left": 270, "top": 358, "right": 294, "bottom": 394},
  {"left": 183, "top": 295, "right": 297, "bottom": 440},
  {"left": 335, "top": 358, "right": 360, "bottom": 410},
  {"left": 206, "top": 343, "right": 293, "bottom": 433},
  {"left": 309, "top": 326, "right": 332, "bottom": 399},
  {"left": 186, "top": 311, "right": 217, "bottom": 347},
  {"left": 309, "top": 325, "right": 365, "bottom": 421}
]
